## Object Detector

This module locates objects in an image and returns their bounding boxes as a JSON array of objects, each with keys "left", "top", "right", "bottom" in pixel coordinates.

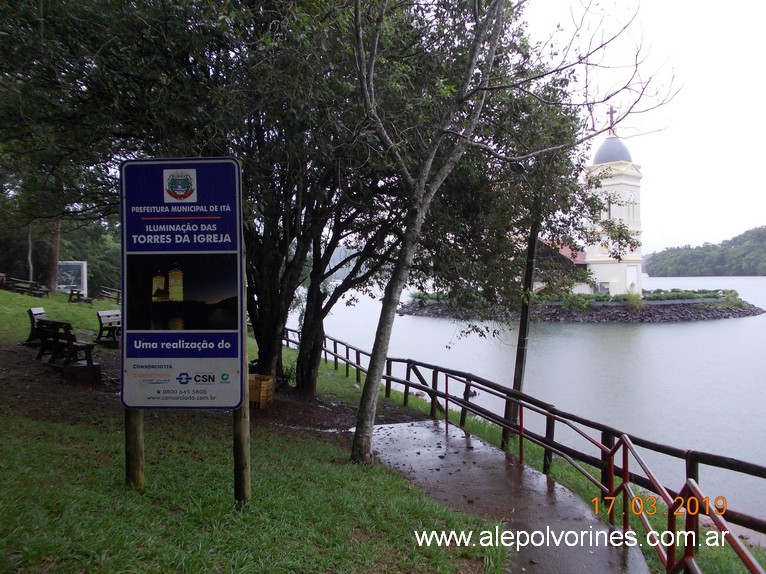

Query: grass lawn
[{"left": 0, "top": 289, "right": 503, "bottom": 573}]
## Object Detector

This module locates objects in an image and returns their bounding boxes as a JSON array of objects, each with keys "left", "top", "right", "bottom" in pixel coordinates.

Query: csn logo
[
  {"left": 176, "top": 373, "right": 192, "bottom": 385},
  {"left": 176, "top": 372, "right": 215, "bottom": 385}
]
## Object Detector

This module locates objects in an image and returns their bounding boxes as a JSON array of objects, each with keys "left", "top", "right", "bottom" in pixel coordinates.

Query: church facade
[{"left": 579, "top": 130, "right": 643, "bottom": 295}]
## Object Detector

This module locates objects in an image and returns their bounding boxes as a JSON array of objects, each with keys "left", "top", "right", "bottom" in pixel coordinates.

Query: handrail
[{"left": 283, "top": 327, "right": 766, "bottom": 573}]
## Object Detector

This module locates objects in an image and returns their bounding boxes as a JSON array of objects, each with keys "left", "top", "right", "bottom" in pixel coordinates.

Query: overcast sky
[{"left": 524, "top": 0, "right": 765, "bottom": 254}]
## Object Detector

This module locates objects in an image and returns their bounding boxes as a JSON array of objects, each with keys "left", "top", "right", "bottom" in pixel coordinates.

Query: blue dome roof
[{"left": 593, "top": 131, "right": 632, "bottom": 164}]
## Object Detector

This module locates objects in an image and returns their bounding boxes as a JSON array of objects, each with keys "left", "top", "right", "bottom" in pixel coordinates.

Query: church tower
[
  {"left": 152, "top": 272, "right": 166, "bottom": 302},
  {"left": 168, "top": 266, "right": 184, "bottom": 301},
  {"left": 585, "top": 128, "right": 643, "bottom": 294}
]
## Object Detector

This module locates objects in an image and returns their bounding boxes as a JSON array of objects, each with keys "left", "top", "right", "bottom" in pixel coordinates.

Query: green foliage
[
  {"left": 561, "top": 292, "right": 591, "bottom": 310},
  {"left": 410, "top": 291, "right": 446, "bottom": 301},
  {"left": 646, "top": 226, "right": 766, "bottom": 276},
  {"left": 642, "top": 289, "right": 726, "bottom": 301},
  {"left": 536, "top": 292, "right": 610, "bottom": 304},
  {"left": 625, "top": 292, "right": 643, "bottom": 310}
]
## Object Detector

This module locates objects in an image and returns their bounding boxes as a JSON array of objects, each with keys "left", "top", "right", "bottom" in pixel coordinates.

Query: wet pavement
[{"left": 372, "top": 420, "right": 650, "bottom": 574}]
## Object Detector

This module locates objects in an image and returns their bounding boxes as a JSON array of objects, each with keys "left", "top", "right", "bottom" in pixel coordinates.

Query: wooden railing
[{"left": 284, "top": 327, "right": 766, "bottom": 573}]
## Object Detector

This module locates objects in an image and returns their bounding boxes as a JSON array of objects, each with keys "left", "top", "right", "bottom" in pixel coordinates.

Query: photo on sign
[{"left": 125, "top": 253, "right": 239, "bottom": 331}]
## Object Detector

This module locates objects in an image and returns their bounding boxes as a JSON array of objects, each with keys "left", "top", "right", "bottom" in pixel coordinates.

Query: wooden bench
[
  {"left": 96, "top": 310, "right": 121, "bottom": 346},
  {"left": 97, "top": 286, "right": 121, "bottom": 303},
  {"left": 68, "top": 288, "right": 93, "bottom": 305},
  {"left": 25, "top": 307, "right": 47, "bottom": 346},
  {"left": 35, "top": 319, "right": 96, "bottom": 368},
  {"left": 9, "top": 277, "right": 49, "bottom": 297}
]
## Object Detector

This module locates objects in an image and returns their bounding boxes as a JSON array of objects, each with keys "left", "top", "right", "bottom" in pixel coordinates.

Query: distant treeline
[{"left": 646, "top": 226, "right": 766, "bottom": 276}]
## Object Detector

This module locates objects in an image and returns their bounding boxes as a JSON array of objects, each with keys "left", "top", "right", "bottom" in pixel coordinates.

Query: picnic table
[
  {"left": 35, "top": 318, "right": 96, "bottom": 369},
  {"left": 96, "top": 286, "right": 121, "bottom": 303},
  {"left": 8, "top": 277, "right": 49, "bottom": 297},
  {"left": 68, "top": 289, "right": 93, "bottom": 304}
]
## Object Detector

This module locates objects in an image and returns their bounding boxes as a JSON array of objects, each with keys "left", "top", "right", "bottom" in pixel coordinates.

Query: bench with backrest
[
  {"left": 25, "top": 307, "right": 47, "bottom": 346},
  {"left": 97, "top": 286, "right": 121, "bottom": 303},
  {"left": 9, "top": 278, "right": 49, "bottom": 297},
  {"left": 96, "top": 310, "right": 121, "bottom": 346},
  {"left": 35, "top": 319, "right": 96, "bottom": 368}
]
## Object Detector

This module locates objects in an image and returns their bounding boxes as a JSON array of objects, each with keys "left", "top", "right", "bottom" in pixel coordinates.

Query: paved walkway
[{"left": 372, "top": 420, "right": 650, "bottom": 574}]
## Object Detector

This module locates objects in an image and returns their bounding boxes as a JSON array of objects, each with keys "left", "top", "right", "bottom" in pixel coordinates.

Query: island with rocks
[{"left": 399, "top": 289, "right": 765, "bottom": 324}]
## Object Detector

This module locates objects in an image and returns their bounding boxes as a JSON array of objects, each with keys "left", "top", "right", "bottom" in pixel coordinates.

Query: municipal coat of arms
[{"left": 165, "top": 172, "right": 195, "bottom": 201}]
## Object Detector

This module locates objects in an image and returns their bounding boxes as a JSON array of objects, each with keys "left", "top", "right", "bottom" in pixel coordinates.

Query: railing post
[
  {"left": 385, "top": 359, "right": 392, "bottom": 397},
  {"left": 345, "top": 346, "right": 350, "bottom": 378},
  {"left": 460, "top": 383, "right": 471, "bottom": 427},
  {"left": 622, "top": 438, "right": 630, "bottom": 530},
  {"left": 403, "top": 363, "right": 411, "bottom": 406},
  {"left": 501, "top": 396, "right": 513, "bottom": 450},
  {"left": 543, "top": 412, "right": 555, "bottom": 475},
  {"left": 518, "top": 405, "right": 524, "bottom": 463},
  {"left": 430, "top": 370, "right": 439, "bottom": 419},
  {"left": 684, "top": 486, "right": 699, "bottom": 571},
  {"left": 355, "top": 350, "right": 361, "bottom": 384},
  {"left": 333, "top": 340, "right": 338, "bottom": 370},
  {"left": 686, "top": 452, "right": 700, "bottom": 549},
  {"left": 444, "top": 374, "right": 449, "bottom": 428},
  {"left": 601, "top": 431, "right": 615, "bottom": 525}
]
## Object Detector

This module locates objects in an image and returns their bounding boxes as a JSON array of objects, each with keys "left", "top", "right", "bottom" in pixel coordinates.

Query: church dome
[{"left": 593, "top": 130, "right": 632, "bottom": 164}]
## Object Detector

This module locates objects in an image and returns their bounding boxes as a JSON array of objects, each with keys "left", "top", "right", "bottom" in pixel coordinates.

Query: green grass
[
  {"left": 0, "top": 410, "right": 494, "bottom": 573},
  {"left": 0, "top": 289, "right": 119, "bottom": 344},
  {"left": 0, "top": 287, "right": 507, "bottom": 573}
]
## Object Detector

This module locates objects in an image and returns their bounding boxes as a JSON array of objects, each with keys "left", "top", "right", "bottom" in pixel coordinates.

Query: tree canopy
[{"left": 1, "top": 0, "right": 665, "bottom": 465}]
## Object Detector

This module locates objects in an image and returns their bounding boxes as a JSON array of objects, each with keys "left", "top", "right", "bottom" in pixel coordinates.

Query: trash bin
[{"left": 248, "top": 373, "right": 274, "bottom": 409}]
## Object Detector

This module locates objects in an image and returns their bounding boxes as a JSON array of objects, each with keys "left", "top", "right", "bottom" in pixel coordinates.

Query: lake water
[{"left": 290, "top": 276, "right": 766, "bottom": 523}]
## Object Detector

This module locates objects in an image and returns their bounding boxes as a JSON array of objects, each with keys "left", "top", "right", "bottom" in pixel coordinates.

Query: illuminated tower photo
[
  {"left": 168, "top": 266, "right": 184, "bottom": 301},
  {"left": 152, "top": 271, "right": 166, "bottom": 302}
]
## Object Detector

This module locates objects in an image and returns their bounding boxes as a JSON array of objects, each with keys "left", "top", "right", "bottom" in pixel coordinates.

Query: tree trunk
[
  {"left": 47, "top": 218, "right": 61, "bottom": 291},
  {"left": 26, "top": 224, "right": 34, "bottom": 282},
  {"left": 295, "top": 277, "right": 326, "bottom": 397},
  {"left": 351, "top": 208, "right": 425, "bottom": 464},
  {"left": 295, "top": 314, "right": 324, "bottom": 397}
]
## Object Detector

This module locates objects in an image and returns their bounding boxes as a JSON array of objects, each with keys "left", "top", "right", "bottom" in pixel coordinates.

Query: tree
[
  {"left": 350, "top": 0, "right": 511, "bottom": 463},
  {"left": 349, "top": 0, "right": 666, "bottom": 463},
  {"left": 1, "top": 0, "right": 376, "bottom": 383}
]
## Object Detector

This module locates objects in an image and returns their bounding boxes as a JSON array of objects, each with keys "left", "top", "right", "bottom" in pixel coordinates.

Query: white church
[{"left": 576, "top": 129, "right": 644, "bottom": 295}]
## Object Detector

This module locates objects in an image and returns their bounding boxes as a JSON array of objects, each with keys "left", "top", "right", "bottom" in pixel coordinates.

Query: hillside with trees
[{"left": 646, "top": 227, "right": 766, "bottom": 276}]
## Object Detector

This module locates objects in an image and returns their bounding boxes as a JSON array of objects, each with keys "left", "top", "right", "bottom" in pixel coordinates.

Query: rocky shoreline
[{"left": 398, "top": 299, "right": 766, "bottom": 323}]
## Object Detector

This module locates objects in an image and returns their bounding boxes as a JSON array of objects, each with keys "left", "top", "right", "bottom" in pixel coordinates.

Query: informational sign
[
  {"left": 57, "top": 261, "right": 88, "bottom": 296},
  {"left": 120, "top": 158, "right": 243, "bottom": 409}
]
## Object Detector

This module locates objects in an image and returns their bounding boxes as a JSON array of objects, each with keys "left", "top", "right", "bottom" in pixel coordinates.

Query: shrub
[
  {"left": 561, "top": 293, "right": 590, "bottom": 311},
  {"left": 625, "top": 292, "right": 643, "bottom": 310}
]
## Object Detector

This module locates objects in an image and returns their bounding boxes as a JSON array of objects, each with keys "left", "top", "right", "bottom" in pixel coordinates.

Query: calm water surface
[{"left": 295, "top": 276, "right": 766, "bottom": 519}]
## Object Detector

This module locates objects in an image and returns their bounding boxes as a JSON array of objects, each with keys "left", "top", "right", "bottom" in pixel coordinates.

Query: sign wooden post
[{"left": 124, "top": 408, "right": 145, "bottom": 493}]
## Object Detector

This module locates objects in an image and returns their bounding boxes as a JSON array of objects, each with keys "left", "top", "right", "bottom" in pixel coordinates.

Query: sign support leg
[
  {"left": 233, "top": 377, "right": 251, "bottom": 505},
  {"left": 125, "top": 408, "right": 145, "bottom": 493}
]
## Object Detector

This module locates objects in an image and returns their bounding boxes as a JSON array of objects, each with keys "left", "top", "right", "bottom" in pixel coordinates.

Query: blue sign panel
[{"left": 120, "top": 158, "right": 243, "bottom": 409}]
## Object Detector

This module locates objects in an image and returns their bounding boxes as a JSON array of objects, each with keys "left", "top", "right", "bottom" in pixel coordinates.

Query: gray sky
[{"left": 525, "top": 0, "right": 765, "bottom": 254}]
